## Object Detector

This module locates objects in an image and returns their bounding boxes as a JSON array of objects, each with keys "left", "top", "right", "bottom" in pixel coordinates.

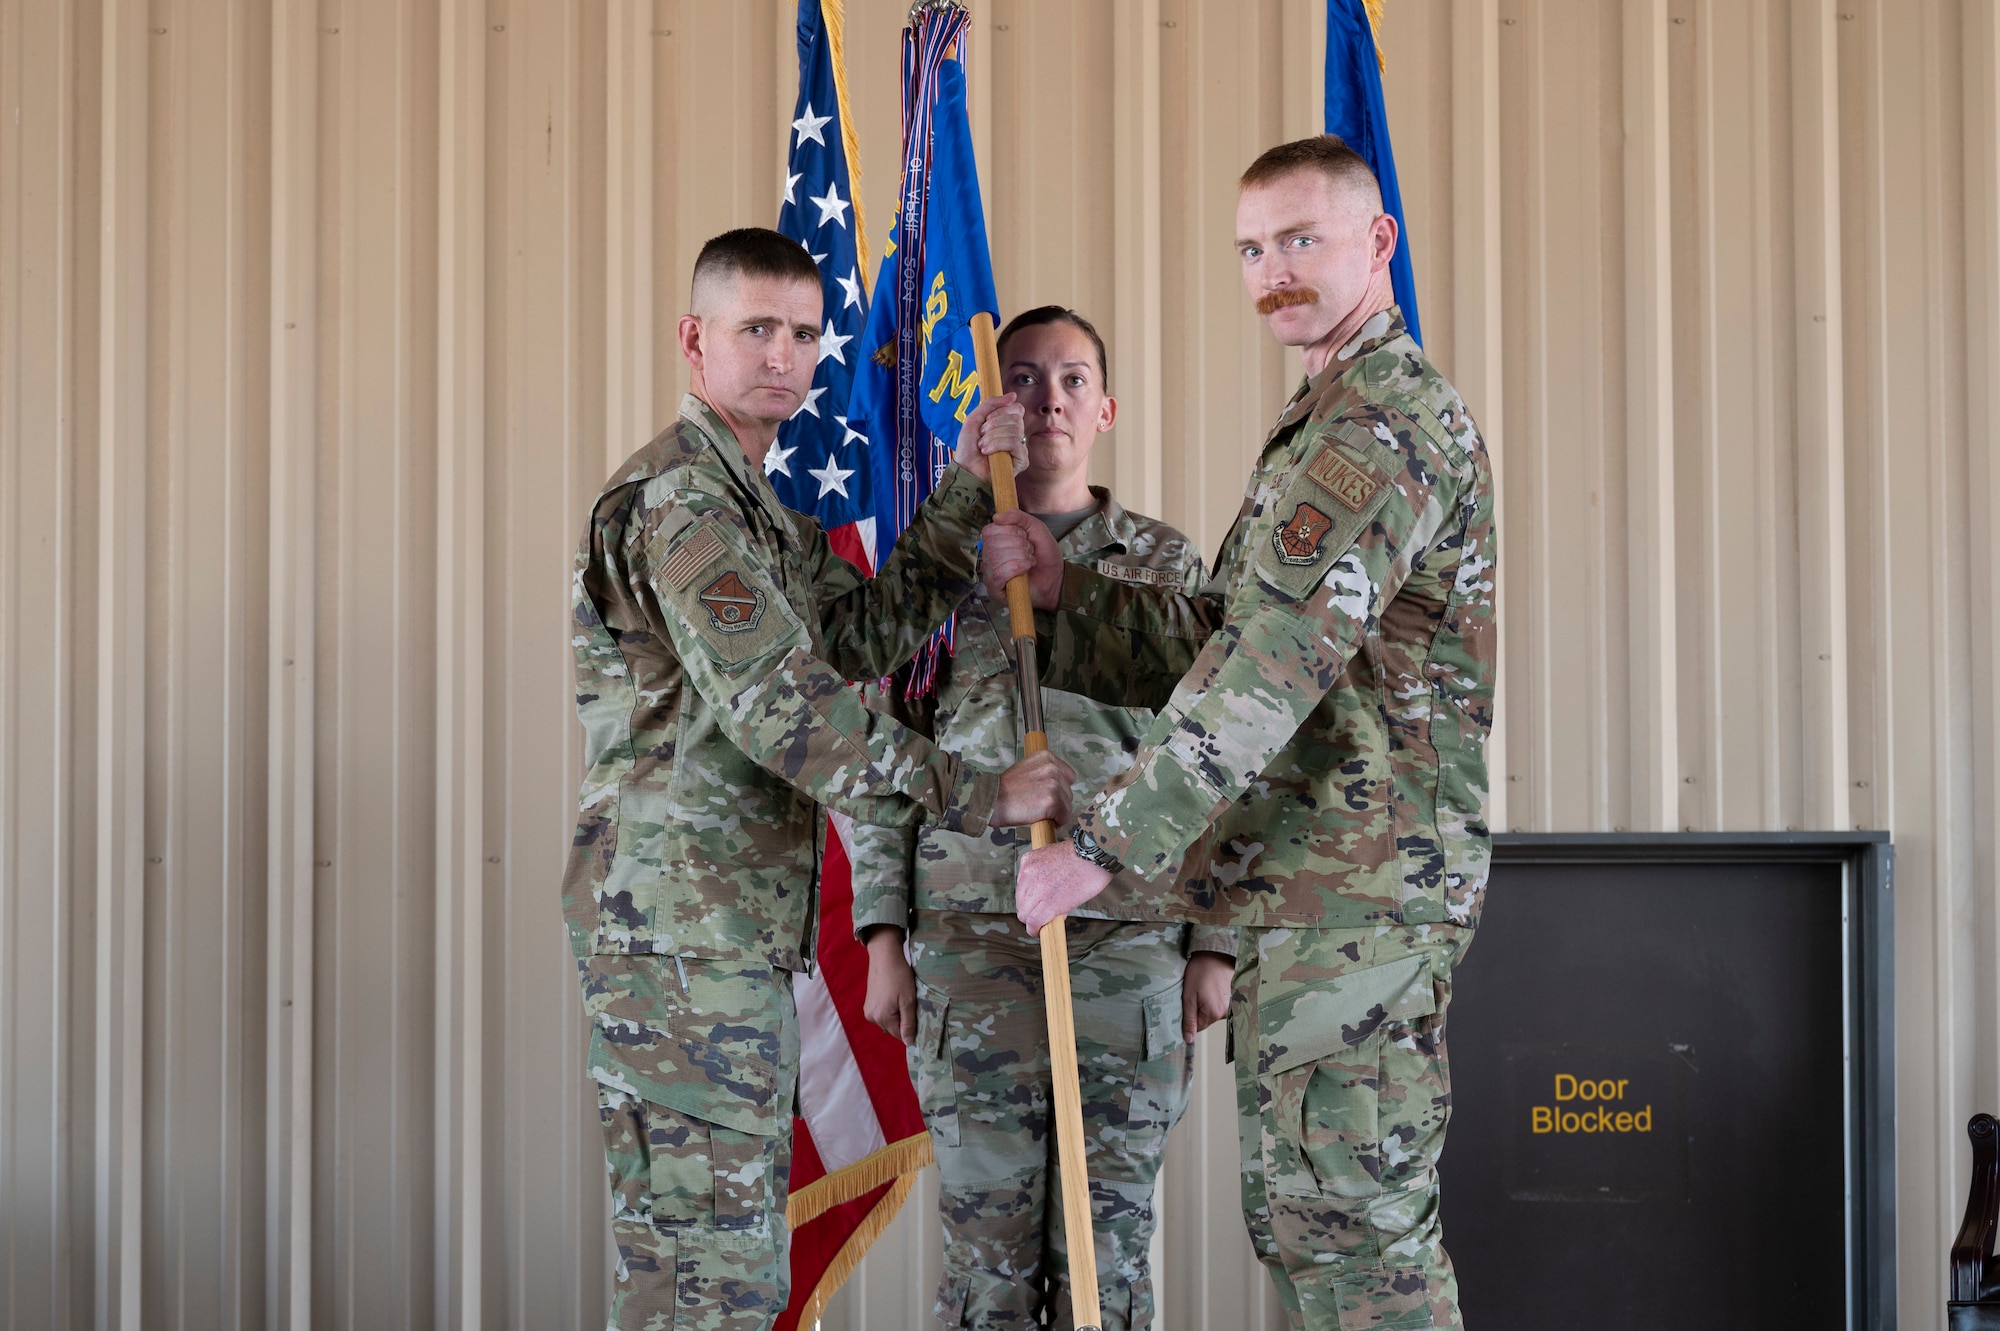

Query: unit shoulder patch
[
  {"left": 1271, "top": 502, "right": 1335, "bottom": 565},
  {"left": 696, "top": 570, "right": 766, "bottom": 634}
]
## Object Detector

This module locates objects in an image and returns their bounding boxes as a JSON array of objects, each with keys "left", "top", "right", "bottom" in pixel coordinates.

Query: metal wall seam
[
  {"left": 1450, "top": 0, "right": 1504, "bottom": 832},
  {"left": 1792, "top": 0, "right": 1852, "bottom": 834},
  {"left": 1621, "top": 0, "right": 1679, "bottom": 832},
  {"left": 604, "top": 0, "right": 653, "bottom": 477},
  {"left": 434, "top": 0, "right": 488, "bottom": 1326},
  {"left": 263, "top": 2, "right": 319, "bottom": 1326},
  {"left": 94, "top": 2, "right": 150, "bottom": 1328},
  {"left": 1111, "top": 0, "right": 1165, "bottom": 521},
  {"left": 1965, "top": 0, "right": 2000, "bottom": 1144},
  {"left": 1912, "top": 0, "right": 1970, "bottom": 1322},
  {"left": 1, "top": 0, "right": 82, "bottom": 1322}
]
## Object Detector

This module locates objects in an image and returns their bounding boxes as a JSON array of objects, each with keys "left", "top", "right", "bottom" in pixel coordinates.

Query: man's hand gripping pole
[{"left": 972, "top": 311, "right": 1103, "bottom": 1331}]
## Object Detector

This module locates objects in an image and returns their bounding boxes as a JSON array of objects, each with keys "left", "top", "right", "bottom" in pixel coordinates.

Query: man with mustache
[
  {"left": 848, "top": 305, "right": 1234, "bottom": 1331},
  {"left": 981, "top": 137, "right": 1499, "bottom": 1330},
  {"left": 564, "top": 227, "right": 1076, "bottom": 1329}
]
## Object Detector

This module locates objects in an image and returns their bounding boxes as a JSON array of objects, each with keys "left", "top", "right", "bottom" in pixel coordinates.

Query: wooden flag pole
[{"left": 970, "top": 310, "right": 1102, "bottom": 1331}]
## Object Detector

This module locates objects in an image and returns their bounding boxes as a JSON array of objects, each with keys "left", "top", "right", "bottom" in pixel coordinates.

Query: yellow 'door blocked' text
[{"left": 1530, "top": 1073, "right": 1654, "bottom": 1135}]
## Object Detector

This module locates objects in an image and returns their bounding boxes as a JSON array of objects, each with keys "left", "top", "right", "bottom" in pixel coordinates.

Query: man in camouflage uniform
[
  {"left": 993, "top": 138, "right": 1498, "bottom": 1331},
  {"left": 565, "top": 228, "right": 1075, "bottom": 1330},
  {"left": 848, "top": 307, "right": 1236, "bottom": 1331}
]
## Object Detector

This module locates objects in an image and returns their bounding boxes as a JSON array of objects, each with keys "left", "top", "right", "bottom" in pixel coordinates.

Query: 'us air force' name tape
[{"left": 1094, "top": 560, "right": 1181, "bottom": 587}]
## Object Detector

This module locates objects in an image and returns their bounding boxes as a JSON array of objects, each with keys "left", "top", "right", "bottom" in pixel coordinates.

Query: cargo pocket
[
  {"left": 1259, "top": 952, "right": 1437, "bottom": 1200},
  {"left": 912, "top": 983, "right": 959, "bottom": 1147},
  {"left": 1125, "top": 988, "right": 1192, "bottom": 1157},
  {"left": 933, "top": 1271, "right": 973, "bottom": 1328},
  {"left": 708, "top": 1125, "right": 778, "bottom": 1233}
]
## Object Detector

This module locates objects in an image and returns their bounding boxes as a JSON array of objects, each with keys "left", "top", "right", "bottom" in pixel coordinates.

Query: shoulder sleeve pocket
[
  {"left": 649, "top": 516, "right": 805, "bottom": 668},
  {"left": 1255, "top": 421, "right": 1399, "bottom": 601},
  {"left": 1258, "top": 952, "right": 1436, "bottom": 1076}
]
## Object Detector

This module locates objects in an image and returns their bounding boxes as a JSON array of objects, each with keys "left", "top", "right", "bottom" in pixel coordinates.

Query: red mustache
[{"left": 1255, "top": 287, "right": 1320, "bottom": 315}]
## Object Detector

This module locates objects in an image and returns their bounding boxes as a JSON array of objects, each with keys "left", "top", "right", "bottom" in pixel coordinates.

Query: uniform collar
[
  {"left": 1270, "top": 304, "right": 1408, "bottom": 436},
  {"left": 680, "top": 393, "right": 787, "bottom": 514},
  {"left": 1051, "top": 487, "right": 1132, "bottom": 559}
]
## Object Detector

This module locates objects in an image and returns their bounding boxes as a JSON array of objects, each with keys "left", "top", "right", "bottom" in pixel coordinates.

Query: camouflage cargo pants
[
  {"left": 1232, "top": 924, "right": 1471, "bottom": 1331},
  {"left": 585, "top": 955, "right": 800, "bottom": 1331},
  {"left": 908, "top": 911, "right": 1194, "bottom": 1331}
]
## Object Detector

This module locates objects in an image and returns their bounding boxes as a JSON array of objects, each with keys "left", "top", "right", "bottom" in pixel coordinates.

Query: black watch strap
[{"left": 1071, "top": 825, "right": 1124, "bottom": 876}]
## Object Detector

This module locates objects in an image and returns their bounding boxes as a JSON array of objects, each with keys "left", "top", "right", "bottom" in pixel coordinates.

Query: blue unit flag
[
  {"left": 1325, "top": 0, "right": 1422, "bottom": 346},
  {"left": 847, "top": 3, "right": 997, "bottom": 695}
]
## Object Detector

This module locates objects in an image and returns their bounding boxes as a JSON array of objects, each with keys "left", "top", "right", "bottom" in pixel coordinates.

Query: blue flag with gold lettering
[{"left": 848, "top": 3, "right": 995, "bottom": 693}]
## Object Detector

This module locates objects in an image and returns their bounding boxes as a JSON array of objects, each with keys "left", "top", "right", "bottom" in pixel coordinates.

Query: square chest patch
[
  {"left": 696, "top": 570, "right": 766, "bottom": 634},
  {"left": 1305, "top": 448, "right": 1383, "bottom": 513}
]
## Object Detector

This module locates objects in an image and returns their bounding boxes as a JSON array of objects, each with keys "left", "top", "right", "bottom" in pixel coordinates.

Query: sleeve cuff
[
  {"left": 851, "top": 894, "right": 914, "bottom": 942},
  {"left": 937, "top": 764, "right": 1000, "bottom": 838},
  {"left": 1186, "top": 924, "right": 1240, "bottom": 959},
  {"left": 929, "top": 460, "right": 998, "bottom": 527}
]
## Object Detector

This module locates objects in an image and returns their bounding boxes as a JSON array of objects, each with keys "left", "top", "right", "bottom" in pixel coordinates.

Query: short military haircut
[
  {"left": 689, "top": 227, "right": 821, "bottom": 311},
  {"left": 1239, "top": 135, "right": 1384, "bottom": 214},
  {"left": 996, "top": 305, "right": 1111, "bottom": 390}
]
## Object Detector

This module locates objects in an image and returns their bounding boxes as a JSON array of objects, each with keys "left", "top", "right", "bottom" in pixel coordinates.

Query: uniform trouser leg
[
  {"left": 1232, "top": 925, "right": 1470, "bottom": 1331},
  {"left": 587, "top": 955, "right": 799, "bottom": 1331},
  {"left": 908, "top": 912, "right": 1195, "bottom": 1331}
]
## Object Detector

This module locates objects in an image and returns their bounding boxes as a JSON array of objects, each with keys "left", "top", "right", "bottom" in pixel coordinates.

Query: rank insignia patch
[
  {"left": 1273, "top": 502, "right": 1334, "bottom": 565},
  {"left": 696, "top": 570, "right": 766, "bottom": 634},
  {"left": 1305, "top": 448, "right": 1382, "bottom": 512}
]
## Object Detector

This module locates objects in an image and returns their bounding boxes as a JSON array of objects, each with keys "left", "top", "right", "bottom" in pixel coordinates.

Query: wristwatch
[{"left": 1070, "top": 825, "right": 1124, "bottom": 876}]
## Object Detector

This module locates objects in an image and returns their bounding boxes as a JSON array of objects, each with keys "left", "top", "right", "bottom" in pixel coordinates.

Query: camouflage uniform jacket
[
  {"left": 1038, "top": 308, "right": 1497, "bottom": 929},
  {"left": 848, "top": 490, "right": 1233, "bottom": 952},
  {"left": 563, "top": 394, "right": 1005, "bottom": 976}
]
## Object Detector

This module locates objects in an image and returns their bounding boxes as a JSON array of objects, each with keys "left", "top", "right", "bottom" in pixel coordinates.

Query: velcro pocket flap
[
  {"left": 587, "top": 1020, "right": 781, "bottom": 1137},
  {"left": 1258, "top": 952, "right": 1436, "bottom": 1077},
  {"left": 1143, "top": 989, "right": 1187, "bottom": 1061}
]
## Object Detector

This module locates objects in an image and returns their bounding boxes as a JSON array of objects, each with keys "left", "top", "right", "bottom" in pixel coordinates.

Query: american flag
[
  {"left": 771, "top": 0, "right": 877, "bottom": 574},
  {"left": 772, "top": 3, "right": 933, "bottom": 1328}
]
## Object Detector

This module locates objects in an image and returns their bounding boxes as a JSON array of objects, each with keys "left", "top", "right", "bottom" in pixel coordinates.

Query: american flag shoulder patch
[{"left": 661, "top": 524, "right": 727, "bottom": 590}]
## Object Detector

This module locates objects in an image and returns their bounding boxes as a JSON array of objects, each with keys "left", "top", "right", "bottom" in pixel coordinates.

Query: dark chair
[{"left": 1953, "top": 1114, "right": 2000, "bottom": 1330}]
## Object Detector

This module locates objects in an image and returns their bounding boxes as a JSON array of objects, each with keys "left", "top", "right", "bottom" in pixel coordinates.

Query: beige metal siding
[{"left": 1, "top": 2, "right": 1992, "bottom": 1328}]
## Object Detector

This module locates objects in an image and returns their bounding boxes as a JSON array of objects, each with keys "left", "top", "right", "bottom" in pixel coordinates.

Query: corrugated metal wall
[{"left": 2, "top": 1, "right": 1994, "bottom": 1328}]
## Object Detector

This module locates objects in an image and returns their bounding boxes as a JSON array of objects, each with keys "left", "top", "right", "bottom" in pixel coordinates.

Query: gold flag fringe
[
  {"left": 1363, "top": 0, "right": 1387, "bottom": 72},
  {"left": 786, "top": 1130, "right": 934, "bottom": 1228},
  {"left": 789, "top": 1171, "right": 920, "bottom": 1328},
  {"left": 823, "top": 0, "right": 870, "bottom": 268}
]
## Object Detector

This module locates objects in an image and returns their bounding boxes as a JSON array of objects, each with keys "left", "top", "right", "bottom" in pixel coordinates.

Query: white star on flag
[
  {"left": 818, "top": 321, "right": 853, "bottom": 366},
  {"left": 792, "top": 103, "right": 831, "bottom": 148},
  {"left": 810, "top": 182, "right": 850, "bottom": 230},
  {"left": 783, "top": 171, "right": 802, "bottom": 205},
  {"left": 838, "top": 416, "right": 867, "bottom": 450},
  {"left": 808, "top": 457, "right": 856, "bottom": 499},
  {"left": 790, "top": 385, "right": 827, "bottom": 419},
  {"left": 763, "top": 438, "right": 797, "bottom": 477},
  {"left": 836, "top": 268, "right": 864, "bottom": 310}
]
